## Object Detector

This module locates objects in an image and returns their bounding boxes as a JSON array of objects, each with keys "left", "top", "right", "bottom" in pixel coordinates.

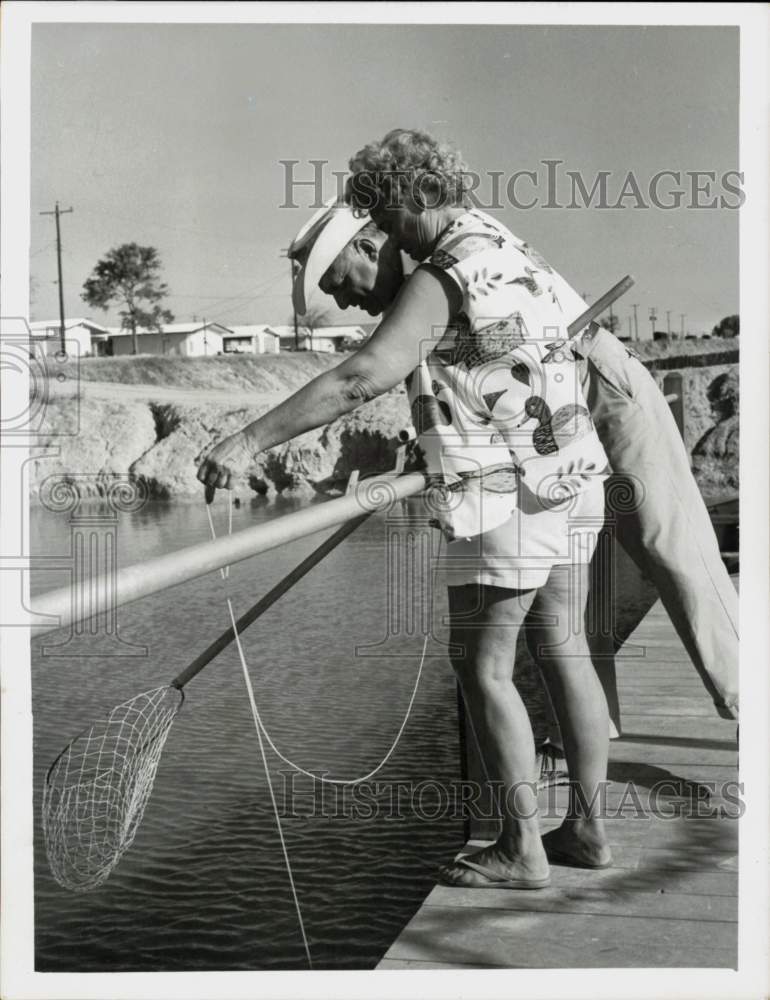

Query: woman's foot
[
  {"left": 438, "top": 839, "right": 550, "bottom": 888},
  {"left": 542, "top": 819, "right": 612, "bottom": 869}
]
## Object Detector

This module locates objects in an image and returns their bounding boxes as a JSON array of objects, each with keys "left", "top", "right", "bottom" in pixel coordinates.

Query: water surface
[{"left": 31, "top": 500, "right": 474, "bottom": 971}]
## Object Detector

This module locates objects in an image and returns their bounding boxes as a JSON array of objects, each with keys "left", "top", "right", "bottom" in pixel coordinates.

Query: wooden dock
[{"left": 378, "top": 580, "right": 739, "bottom": 970}]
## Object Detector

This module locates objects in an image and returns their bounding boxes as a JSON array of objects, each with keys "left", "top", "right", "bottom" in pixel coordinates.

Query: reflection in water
[{"left": 31, "top": 500, "right": 471, "bottom": 971}]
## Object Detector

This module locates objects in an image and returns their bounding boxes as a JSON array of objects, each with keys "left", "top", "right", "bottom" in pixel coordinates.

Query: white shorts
[{"left": 442, "top": 481, "right": 606, "bottom": 591}]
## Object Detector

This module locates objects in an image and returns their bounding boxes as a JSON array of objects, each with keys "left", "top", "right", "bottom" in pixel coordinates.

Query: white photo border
[{"left": 1, "top": 3, "right": 767, "bottom": 999}]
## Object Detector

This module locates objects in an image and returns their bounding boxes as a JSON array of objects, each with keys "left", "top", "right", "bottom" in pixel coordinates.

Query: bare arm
[{"left": 196, "top": 266, "right": 460, "bottom": 494}]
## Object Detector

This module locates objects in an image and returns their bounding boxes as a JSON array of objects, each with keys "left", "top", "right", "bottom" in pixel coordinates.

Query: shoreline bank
[{"left": 30, "top": 347, "right": 738, "bottom": 504}]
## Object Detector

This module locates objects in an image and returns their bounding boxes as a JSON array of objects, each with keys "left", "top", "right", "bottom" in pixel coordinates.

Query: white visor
[{"left": 289, "top": 198, "right": 370, "bottom": 315}]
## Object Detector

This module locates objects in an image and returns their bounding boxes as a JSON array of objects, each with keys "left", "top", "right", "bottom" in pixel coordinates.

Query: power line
[
  {"left": 39, "top": 201, "right": 73, "bottom": 354},
  {"left": 30, "top": 239, "right": 57, "bottom": 258},
  {"left": 165, "top": 291, "right": 266, "bottom": 301}
]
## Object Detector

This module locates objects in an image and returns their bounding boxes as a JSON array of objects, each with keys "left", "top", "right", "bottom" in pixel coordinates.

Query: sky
[{"left": 30, "top": 22, "right": 739, "bottom": 337}]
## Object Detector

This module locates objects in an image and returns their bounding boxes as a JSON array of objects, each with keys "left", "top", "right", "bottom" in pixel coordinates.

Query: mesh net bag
[{"left": 42, "top": 685, "right": 184, "bottom": 892}]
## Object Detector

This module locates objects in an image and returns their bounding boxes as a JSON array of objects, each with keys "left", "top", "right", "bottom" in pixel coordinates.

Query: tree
[
  {"left": 600, "top": 313, "right": 621, "bottom": 334},
  {"left": 82, "top": 243, "right": 174, "bottom": 355},
  {"left": 711, "top": 314, "right": 739, "bottom": 339}
]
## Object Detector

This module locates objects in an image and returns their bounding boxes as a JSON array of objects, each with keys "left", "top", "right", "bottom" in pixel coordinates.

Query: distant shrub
[{"left": 711, "top": 315, "right": 739, "bottom": 338}]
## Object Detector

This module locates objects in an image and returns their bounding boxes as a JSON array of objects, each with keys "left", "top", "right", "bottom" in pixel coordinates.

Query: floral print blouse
[{"left": 407, "top": 209, "right": 610, "bottom": 540}]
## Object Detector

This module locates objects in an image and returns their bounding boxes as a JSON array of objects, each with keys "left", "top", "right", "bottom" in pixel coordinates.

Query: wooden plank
[
  {"left": 606, "top": 742, "right": 735, "bottom": 765},
  {"left": 610, "top": 716, "right": 737, "bottom": 739},
  {"left": 612, "top": 730, "right": 737, "bottom": 750},
  {"left": 537, "top": 791, "right": 740, "bottom": 820},
  {"left": 614, "top": 675, "right": 713, "bottom": 685},
  {"left": 383, "top": 908, "right": 737, "bottom": 968},
  {"left": 492, "top": 865, "right": 738, "bottom": 897},
  {"left": 379, "top": 958, "right": 495, "bottom": 969},
  {"left": 458, "top": 840, "right": 736, "bottom": 873},
  {"left": 423, "top": 886, "right": 737, "bottom": 922},
  {"left": 537, "top": 816, "right": 739, "bottom": 849},
  {"left": 613, "top": 700, "right": 722, "bottom": 717},
  {"left": 424, "top": 870, "right": 738, "bottom": 901}
]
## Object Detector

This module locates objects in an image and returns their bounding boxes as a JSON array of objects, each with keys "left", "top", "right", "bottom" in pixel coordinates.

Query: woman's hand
[{"left": 196, "top": 431, "right": 254, "bottom": 503}]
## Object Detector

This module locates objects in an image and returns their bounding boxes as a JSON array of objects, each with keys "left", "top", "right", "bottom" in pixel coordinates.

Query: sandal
[{"left": 439, "top": 854, "right": 551, "bottom": 890}]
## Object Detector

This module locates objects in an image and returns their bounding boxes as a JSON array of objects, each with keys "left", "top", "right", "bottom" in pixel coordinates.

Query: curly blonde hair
[{"left": 345, "top": 128, "right": 470, "bottom": 213}]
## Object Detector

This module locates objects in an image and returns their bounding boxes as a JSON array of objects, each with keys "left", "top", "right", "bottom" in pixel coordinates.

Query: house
[
  {"left": 272, "top": 324, "right": 368, "bottom": 353},
  {"left": 221, "top": 325, "right": 281, "bottom": 355},
  {"left": 28, "top": 318, "right": 112, "bottom": 357},
  {"left": 107, "top": 322, "right": 231, "bottom": 357}
]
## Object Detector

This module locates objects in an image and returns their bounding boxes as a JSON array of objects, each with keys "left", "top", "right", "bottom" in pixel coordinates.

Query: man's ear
[{"left": 355, "top": 236, "right": 379, "bottom": 262}]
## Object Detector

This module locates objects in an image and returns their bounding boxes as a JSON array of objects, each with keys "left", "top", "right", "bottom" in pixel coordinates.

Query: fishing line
[
  {"left": 225, "top": 591, "right": 313, "bottom": 969},
  {"left": 206, "top": 490, "right": 435, "bottom": 969},
  {"left": 206, "top": 494, "right": 431, "bottom": 785}
]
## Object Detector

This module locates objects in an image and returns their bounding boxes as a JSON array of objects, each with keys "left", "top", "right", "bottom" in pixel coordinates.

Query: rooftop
[
  {"left": 29, "top": 318, "right": 111, "bottom": 334},
  {"left": 107, "top": 321, "right": 234, "bottom": 337}
]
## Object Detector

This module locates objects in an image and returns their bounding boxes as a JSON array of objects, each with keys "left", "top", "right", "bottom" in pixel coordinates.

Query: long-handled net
[
  {"left": 42, "top": 686, "right": 184, "bottom": 892},
  {"left": 41, "top": 512, "right": 370, "bottom": 894}
]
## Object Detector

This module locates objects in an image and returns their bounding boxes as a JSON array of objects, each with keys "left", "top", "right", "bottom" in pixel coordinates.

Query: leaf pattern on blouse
[
  {"left": 511, "top": 361, "right": 532, "bottom": 386},
  {"left": 451, "top": 464, "right": 520, "bottom": 494},
  {"left": 429, "top": 232, "right": 506, "bottom": 270},
  {"left": 552, "top": 457, "right": 605, "bottom": 494},
  {"left": 520, "top": 242, "right": 554, "bottom": 273},
  {"left": 507, "top": 266, "right": 542, "bottom": 296},
  {"left": 468, "top": 267, "right": 505, "bottom": 300},
  {"left": 430, "top": 248, "right": 460, "bottom": 270},
  {"left": 439, "top": 312, "right": 528, "bottom": 370}
]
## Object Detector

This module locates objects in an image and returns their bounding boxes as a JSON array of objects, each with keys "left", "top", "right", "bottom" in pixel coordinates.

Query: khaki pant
[{"left": 576, "top": 327, "right": 738, "bottom": 721}]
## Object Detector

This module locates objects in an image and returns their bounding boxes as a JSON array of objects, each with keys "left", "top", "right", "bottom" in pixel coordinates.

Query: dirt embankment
[
  {"left": 30, "top": 349, "right": 738, "bottom": 503},
  {"left": 31, "top": 353, "right": 411, "bottom": 502}
]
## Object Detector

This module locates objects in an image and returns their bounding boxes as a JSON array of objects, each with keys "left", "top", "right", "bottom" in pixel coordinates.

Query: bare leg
[
  {"left": 439, "top": 583, "right": 550, "bottom": 886},
  {"left": 542, "top": 522, "right": 621, "bottom": 746},
  {"left": 526, "top": 563, "right": 612, "bottom": 866}
]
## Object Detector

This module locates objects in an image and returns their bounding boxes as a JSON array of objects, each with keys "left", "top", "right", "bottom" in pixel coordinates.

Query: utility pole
[
  {"left": 627, "top": 316, "right": 633, "bottom": 339},
  {"left": 649, "top": 307, "right": 657, "bottom": 338},
  {"left": 666, "top": 310, "right": 671, "bottom": 336},
  {"left": 679, "top": 313, "right": 685, "bottom": 339},
  {"left": 631, "top": 303, "right": 639, "bottom": 340},
  {"left": 281, "top": 248, "right": 300, "bottom": 350},
  {"left": 39, "top": 201, "right": 74, "bottom": 355},
  {"left": 608, "top": 302, "right": 615, "bottom": 333}
]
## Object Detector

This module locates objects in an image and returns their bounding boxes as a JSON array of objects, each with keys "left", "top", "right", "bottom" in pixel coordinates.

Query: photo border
[{"left": 2, "top": 3, "right": 767, "bottom": 999}]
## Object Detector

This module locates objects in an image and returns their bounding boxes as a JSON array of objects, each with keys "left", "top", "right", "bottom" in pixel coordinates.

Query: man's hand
[{"left": 196, "top": 431, "right": 253, "bottom": 503}]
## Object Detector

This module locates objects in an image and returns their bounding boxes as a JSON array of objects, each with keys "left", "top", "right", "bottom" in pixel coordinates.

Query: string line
[
  {"left": 225, "top": 592, "right": 313, "bottom": 969},
  {"left": 206, "top": 496, "right": 432, "bottom": 785},
  {"left": 206, "top": 491, "right": 435, "bottom": 970}
]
